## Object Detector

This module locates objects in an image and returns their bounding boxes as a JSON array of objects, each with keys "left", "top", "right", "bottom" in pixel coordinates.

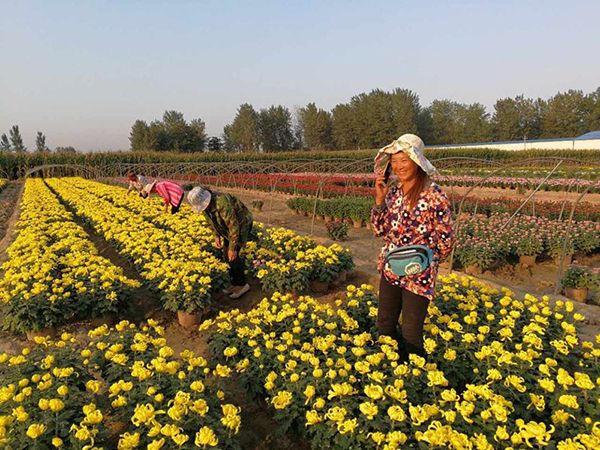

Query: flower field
[
  {"left": 2, "top": 275, "right": 599, "bottom": 448},
  {"left": 0, "top": 174, "right": 599, "bottom": 449},
  {"left": 0, "top": 178, "right": 352, "bottom": 334},
  {"left": 0, "top": 179, "right": 140, "bottom": 333},
  {"left": 202, "top": 275, "right": 600, "bottom": 449}
]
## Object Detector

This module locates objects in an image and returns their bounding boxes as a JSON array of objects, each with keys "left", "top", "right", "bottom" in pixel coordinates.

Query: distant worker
[
  {"left": 126, "top": 172, "right": 147, "bottom": 194},
  {"left": 187, "top": 187, "right": 253, "bottom": 299},
  {"left": 141, "top": 179, "right": 185, "bottom": 214}
]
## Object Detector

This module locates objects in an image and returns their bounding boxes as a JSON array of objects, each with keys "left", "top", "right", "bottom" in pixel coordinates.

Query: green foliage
[
  {"left": 0, "top": 133, "right": 10, "bottom": 151},
  {"left": 561, "top": 266, "right": 599, "bottom": 289},
  {"left": 299, "top": 102, "right": 333, "bottom": 150},
  {"left": 515, "top": 235, "right": 543, "bottom": 257},
  {"left": 325, "top": 220, "right": 349, "bottom": 241},
  {"left": 35, "top": 131, "right": 48, "bottom": 152},
  {"left": 128, "top": 110, "right": 206, "bottom": 152},
  {"left": 258, "top": 105, "right": 295, "bottom": 151},
  {"left": 9, "top": 125, "right": 26, "bottom": 152}
]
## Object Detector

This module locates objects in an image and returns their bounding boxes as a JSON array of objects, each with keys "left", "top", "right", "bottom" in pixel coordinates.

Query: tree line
[
  {"left": 129, "top": 86, "right": 600, "bottom": 152},
  {"left": 1, "top": 125, "right": 77, "bottom": 153}
]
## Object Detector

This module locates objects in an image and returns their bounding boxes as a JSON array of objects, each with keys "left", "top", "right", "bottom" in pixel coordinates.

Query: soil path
[{"left": 0, "top": 181, "right": 24, "bottom": 264}]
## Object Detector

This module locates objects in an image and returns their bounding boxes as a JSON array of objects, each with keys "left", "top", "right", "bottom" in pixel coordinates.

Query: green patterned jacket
[{"left": 203, "top": 191, "right": 253, "bottom": 252}]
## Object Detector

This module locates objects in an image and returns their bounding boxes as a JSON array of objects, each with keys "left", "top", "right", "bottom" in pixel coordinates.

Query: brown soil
[{"left": 0, "top": 181, "right": 24, "bottom": 264}]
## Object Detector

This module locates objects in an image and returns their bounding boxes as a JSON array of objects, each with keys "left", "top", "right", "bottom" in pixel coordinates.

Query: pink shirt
[{"left": 155, "top": 181, "right": 184, "bottom": 207}]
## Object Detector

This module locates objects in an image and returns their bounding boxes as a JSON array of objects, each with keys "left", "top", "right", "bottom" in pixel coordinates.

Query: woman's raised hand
[{"left": 375, "top": 174, "right": 389, "bottom": 206}]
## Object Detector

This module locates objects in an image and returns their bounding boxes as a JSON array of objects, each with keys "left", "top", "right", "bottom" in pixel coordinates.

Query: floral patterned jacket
[{"left": 370, "top": 182, "right": 455, "bottom": 300}]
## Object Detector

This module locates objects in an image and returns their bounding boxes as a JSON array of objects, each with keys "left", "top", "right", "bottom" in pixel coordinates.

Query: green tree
[
  {"left": 9, "top": 125, "right": 26, "bottom": 152},
  {"left": 541, "top": 90, "right": 589, "bottom": 138},
  {"left": 257, "top": 105, "right": 294, "bottom": 151},
  {"left": 492, "top": 96, "right": 544, "bottom": 141},
  {"left": 331, "top": 103, "right": 358, "bottom": 150},
  {"left": 55, "top": 146, "right": 77, "bottom": 153},
  {"left": 227, "top": 103, "right": 259, "bottom": 151},
  {"left": 416, "top": 107, "right": 434, "bottom": 144},
  {"left": 0, "top": 134, "right": 10, "bottom": 151},
  {"left": 430, "top": 100, "right": 461, "bottom": 144},
  {"left": 456, "top": 103, "right": 491, "bottom": 143},
  {"left": 188, "top": 118, "right": 207, "bottom": 152},
  {"left": 585, "top": 87, "right": 600, "bottom": 130},
  {"left": 35, "top": 131, "right": 49, "bottom": 152},
  {"left": 206, "top": 136, "right": 222, "bottom": 152},
  {"left": 129, "top": 120, "right": 150, "bottom": 151},
  {"left": 298, "top": 102, "right": 333, "bottom": 149}
]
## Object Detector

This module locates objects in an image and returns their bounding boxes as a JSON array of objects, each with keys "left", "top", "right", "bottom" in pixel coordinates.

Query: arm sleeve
[
  {"left": 370, "top": 204, "right": 389, "bottom": 237},
  {"left": 218, "top": 200, "right": 241, "bottom": 252},
  {"left": 431, "top": 194, "right": 455, "bottom": 261}
]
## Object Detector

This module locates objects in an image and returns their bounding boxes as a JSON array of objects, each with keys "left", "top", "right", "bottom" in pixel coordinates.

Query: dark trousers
[
  {"left": 222, "top": 240, "right": 247, "bottom": 286},
  {"left": 378, "top": 275, "right": 430, "bottom": 360}
]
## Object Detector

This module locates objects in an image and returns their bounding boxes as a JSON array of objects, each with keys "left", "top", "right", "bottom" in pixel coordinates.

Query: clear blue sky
[{"left": 1, "top": 0, "right": 599, "bottom": 151}]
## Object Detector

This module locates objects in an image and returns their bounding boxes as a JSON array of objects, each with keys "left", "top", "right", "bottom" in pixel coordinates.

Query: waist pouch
[{"left": 384, "top": 245, "right": 433, "bottom": 276}]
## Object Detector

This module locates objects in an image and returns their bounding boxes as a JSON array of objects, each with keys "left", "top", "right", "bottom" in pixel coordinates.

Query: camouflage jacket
[{"left": 203, "top": 191, "right": 253, "bottom": 252}]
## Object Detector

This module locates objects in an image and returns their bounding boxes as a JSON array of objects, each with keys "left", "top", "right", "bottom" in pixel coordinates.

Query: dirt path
[{"left": 0, "top": 181, "right": 24, "bottom": 264}]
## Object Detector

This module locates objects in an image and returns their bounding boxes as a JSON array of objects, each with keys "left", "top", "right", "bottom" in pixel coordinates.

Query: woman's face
[{"left": 390, "top": 152, "right": 419, "bottom": 182}]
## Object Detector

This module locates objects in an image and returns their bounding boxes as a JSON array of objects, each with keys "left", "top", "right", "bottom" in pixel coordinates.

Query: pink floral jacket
[{"left": 370, "top": 182, "right": 455, "bottom": 300}]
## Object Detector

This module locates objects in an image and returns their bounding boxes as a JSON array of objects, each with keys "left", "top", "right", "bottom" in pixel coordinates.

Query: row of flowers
[
  {"left": 203, "top": 275, "right": 600, "bottom": 449},
  {"left": 0, "top": 320, "right": 243, "bottom": 449},
  {"left": 454, "top": 213, "right": 599, "bottom": 271},
  {"left": 0, "top": 179, "right": 140, "bottom": 334},
  {"left": 48, "top": 178, "right": 353, "bottom": 310},
  {"left": 286, "top": 194, "right": 600, "bottom": 224}
]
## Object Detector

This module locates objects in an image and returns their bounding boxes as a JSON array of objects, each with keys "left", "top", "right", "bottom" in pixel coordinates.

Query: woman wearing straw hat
[
  {"left": 371, "top": 133, "right": 455, "bottom": 361},
  {"left": 187, "top": 187, "right": 253, "bottom": 299},
  {"left": 141, "top": 179, "right": 185, "bottom": 214}
]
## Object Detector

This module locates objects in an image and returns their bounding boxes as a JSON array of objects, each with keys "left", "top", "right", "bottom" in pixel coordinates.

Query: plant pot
[
  {"left": 352, "top": 219, "right": 363, "bottom": 229},
  {"left": 294, "top": 209, "right": 301, "bottom": 215},
  {"left": 554, "top": 255, "right": 573, "bottom": 267},
  {"left": 26, "top": 327, "right": 57, "bottom": 341},
  {"left": 253, "top": 207, "right": 262, "bottom": 212},
  {"left": 177, "top": 310, "right": 200, "bottom": 330},
  {"left": 303, "top": 211, "right": 309, "bottom": 217},
  {"left": 519, "top": 255, "right": 537, "bottom": 268},
  {"left": 319, "top": 215, "right": 326, "bottom": 221},
  {"left": 464, "top": 265, "right": 482, "bottom": 275},
  {"left": 565, "top": 287, "right": 588, "bottom": 303},
  {"left": 310, "top": 280, "right": 329, "bottom": 294},
  {"left": 325, "top": 215, "right": 334, "bottom": 222}
]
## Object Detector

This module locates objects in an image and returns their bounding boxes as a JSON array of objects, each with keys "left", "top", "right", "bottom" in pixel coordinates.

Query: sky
[{"left": 1, "top": 0, "right": 599, "bottom": 151}]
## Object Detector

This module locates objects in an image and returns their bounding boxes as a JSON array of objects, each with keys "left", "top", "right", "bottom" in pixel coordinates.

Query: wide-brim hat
[
  {"left": 187, "top": 186, "right": 212, "bottom": 212},
  {"left": 374, "top": 133, "right": 437, "bottom": 177}
]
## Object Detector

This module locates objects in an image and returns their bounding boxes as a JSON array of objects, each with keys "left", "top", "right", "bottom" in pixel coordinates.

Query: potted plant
[
  {"left": 251, "top": 199, "right": 264, "bottom": 212},
  {"left": 547, "top": 235, "right": 575, "bottom": 266},
  {"left": 562, "top": 266, "right": 598, "bottom": 303},
  {"left": 515, "top": 235, "right": 543, "bottom": 268},
  {"left": 326, "top": 220, "right": 349, "bottom": 241}
]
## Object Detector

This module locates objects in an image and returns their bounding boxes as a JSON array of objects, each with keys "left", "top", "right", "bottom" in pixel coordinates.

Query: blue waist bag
[{"left": 384, "top": 245, "right": 433, "bottom": 276}]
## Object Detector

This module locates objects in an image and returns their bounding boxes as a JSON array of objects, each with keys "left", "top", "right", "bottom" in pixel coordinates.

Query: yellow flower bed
[
  {"left": 46, "top": 178, "right": 230, "bottom": 314},
  {"left": 0, "top": 179, "right": 139, "bottom": 333},
  {"left": 0, "top": 320, "right": 242, "bottom": 449},
  {"left": 204, "top": 275, "right": 600, "bottom": 449},
  {"left": 47, "top": 178, "right": 353, "bottom": 308}
]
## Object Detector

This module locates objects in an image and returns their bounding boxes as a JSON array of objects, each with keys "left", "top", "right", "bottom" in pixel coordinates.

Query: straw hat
[{"left": 141, "top": 180, "right": 157, "bottom": 197}]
